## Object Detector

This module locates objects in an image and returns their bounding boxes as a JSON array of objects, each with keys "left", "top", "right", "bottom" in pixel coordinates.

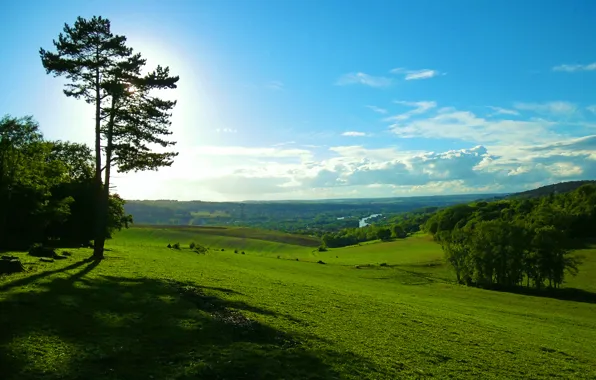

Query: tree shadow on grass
[
  {"left": 0, "top": 257, "right": 96, "bottom": 292},
  {"left": 486, "top": 284, "right": 596, "bottom": 305},
  {"left": 0, "top": 262, "right": 381, "bottom": 380}
]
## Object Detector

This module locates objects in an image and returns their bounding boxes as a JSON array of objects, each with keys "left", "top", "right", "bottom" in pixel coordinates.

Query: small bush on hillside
[
  {"left": 172, "top": 243, "right": 181, "bottom": 250},
  {"left": 318, "top": 245, "right": 327, "bottom": 252},
  {"left": 380, "top": 263, "right": 387, "bottom": 267},
  {"left": 167, "top": 244, "right": 172, "bottom": 248},
  {"left": 189, "top": 242, "right": 196, "bottom": 249},
  {"left": 234, "top": 249, "right": 238, "bottom": 254},
  {"left": 28, "top": 244, "right": 56, "bottom": 258},
  {"left": 317, "top": 260, "right": 326, "bottom": 264},
  {"left": 241, "top": 251, "right": 245, "bottom": 255},
  {"left": 194, "top": 244, "right": 208, "bottom": 254}
]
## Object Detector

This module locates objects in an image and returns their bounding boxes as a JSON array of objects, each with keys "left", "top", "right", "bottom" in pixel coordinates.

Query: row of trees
[
  {"left": 321, "top": 224, "right": 406, "bottom": 248},
  {"left": 0, "top": 115, "right": 130, "bottom": 250},
  {"left": 424, "top": 184, "right": 596, "bottom": 289}
]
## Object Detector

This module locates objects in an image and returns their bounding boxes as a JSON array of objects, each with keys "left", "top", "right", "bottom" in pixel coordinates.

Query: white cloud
[
  {"left": 390, "top": 67, "right": 444, "bottom": 80},
  {"left": 196, "top": 146, "right": 313, "bottom": 160},
  {"left": 487, "top": 106, "right": 519, "bottom": 116},
  {"left": 385, "top": 101, "right": 437, "bottom": 122},
  {"left": 366, "top": 105, "right": 388, "bottom": 114},
  {"left": 514, "top": 101, "right": 578, "bottom": 116},
  {"left": 342, "top": 131, "right": 368, "bottom": 137},
  {"left": 216, "top": 128, "right": 238, "bottom": 133},
  {"left": 587, "top": 105, "right": 596, "bottom": 114},
  {"left": 405, "top": 70, "right": 440, "bottom": 80},
  {"left": 113, "top": 133, "right": 596, "bottom": 201},
  {"left": 266, "top": 81, "right": 284, "bottom": 90},
  {"left": 112, "top": 98, "right": 596, "bottom": 201},
  {"left": 552, "top": 63, "right": 596, "bottom": 72},
  {"left": 335, "top": 72, "right": 392, "bottom": 87},
  {"left": 390, "top": 108, "right": 559, "bottom": 146}
]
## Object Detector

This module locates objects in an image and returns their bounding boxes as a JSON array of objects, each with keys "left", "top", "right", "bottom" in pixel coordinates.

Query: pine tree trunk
[
  {"left": 93, "top": 63, "right": 105, "bottom": 259},
  {"left": 95, "top": 93, "right": 117, "bottom": 259}
]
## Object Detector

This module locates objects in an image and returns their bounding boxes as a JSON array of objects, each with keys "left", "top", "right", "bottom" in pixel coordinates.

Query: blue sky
[{"left": 1, "top": 0, "right": 596, "bottom": 201}]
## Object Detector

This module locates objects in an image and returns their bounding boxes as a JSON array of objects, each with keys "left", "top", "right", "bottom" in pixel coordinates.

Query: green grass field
[{"left": 1, "top": 226, "right": 595, "bottom": 379}]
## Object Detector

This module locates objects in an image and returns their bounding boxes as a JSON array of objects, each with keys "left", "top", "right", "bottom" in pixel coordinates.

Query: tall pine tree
[{"left": 40, "top": 16, "right": 178, "bottom": 259}]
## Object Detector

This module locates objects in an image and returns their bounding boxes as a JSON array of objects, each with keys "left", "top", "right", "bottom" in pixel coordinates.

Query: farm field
[{"left": 1, "top": 226, "right": 595, "bottom": 379}]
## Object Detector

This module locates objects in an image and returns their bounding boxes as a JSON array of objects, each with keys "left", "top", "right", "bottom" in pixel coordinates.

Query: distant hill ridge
[{"left": 511, "top": 180, "right": 596, "bottom": 199}]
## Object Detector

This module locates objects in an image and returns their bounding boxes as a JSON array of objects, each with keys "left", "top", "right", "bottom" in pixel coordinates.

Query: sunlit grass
[{"left": 1, "top": 226, "right": 595, "bottom": 379}]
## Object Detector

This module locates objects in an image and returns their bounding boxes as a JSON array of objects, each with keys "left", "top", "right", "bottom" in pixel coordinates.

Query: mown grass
[{"left": 1, "top": 227, "right": 595, "bottom": 379}]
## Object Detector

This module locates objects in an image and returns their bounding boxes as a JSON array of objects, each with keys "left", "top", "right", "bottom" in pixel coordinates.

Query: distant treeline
[
  {"left": 125, "top": 194, "right": 494, "bottom": 234},
  {"left": 0, "top": 115, "right": 130, "bottom": 250},
  {"left": 421, "top": 184, "right": 596, "bottom": 289}
]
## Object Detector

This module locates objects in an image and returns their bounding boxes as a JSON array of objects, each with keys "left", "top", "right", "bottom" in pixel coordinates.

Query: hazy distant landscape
[
  {"left": 124, "top": 193, "right": 501, "bottom": 233},
  {"left": 2, "top": 2, "right": 596, "bottom": 380}
]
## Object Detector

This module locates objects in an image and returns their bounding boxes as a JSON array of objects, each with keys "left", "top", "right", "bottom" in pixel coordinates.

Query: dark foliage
[
  {"left": 0, "top": 115, "right": 130, "bottom": 250},
  {"left": 422, "top": 184, "right": 596, "bottom": 289}
]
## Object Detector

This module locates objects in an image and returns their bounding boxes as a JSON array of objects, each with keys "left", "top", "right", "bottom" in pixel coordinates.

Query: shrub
[
  {"left": 194, "top": 244, "right": 208, "bottom": 254},
  {"left": 172, "top": 242, "right": 181, "bottom": 250},
  {"left": 167, "top": 244, "right": 172, "bottom": 248},
  {"left": 318, "top": 245, "right": 328, "bottom": 252},
  {"left": 189, "top": 242, "right": 196, "bottom": 249},
  {"left": 241, "top": 251, "right": 245, "bottom": 255},
  {"left": 221, "top": 248, "right": 225, "bottom": 251},
  {"left": 28, "top": 244, "right": 56, "bottom": 258},
  {"left": 317, "top": 260, "right": 326, "bottom": 264},
  {"left": 380, "top": 263, "right": 387, "bottom": 267},
  {"left": 234, "top": 249, "right": 238, "bottom": 254}
]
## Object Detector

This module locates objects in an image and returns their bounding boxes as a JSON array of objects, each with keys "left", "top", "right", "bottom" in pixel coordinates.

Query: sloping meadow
[{"left": 1, "top": 227, "right": 595, "bottom": 379}]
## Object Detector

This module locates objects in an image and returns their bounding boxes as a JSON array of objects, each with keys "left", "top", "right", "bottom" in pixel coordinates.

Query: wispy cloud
[
  {"left": 197, "top": 146, "right": 313, "bottom": 159},
  {"left": 552, "top": 63, "right": 596, "bottom": 72},
  {"left": 487, "top": 106, "right": 520, "bottom": 116},
  {"left": 366, "top": 105, "right": 388, "bottom": 114},
  {"left": 216, "top": 128, "right": 238, "bottom": 133},
  {"left": 514, "top": 101, "right": 578, "bottom": 116},
  {"left": 342, "top": 131, "right": 368, "bottom": 137},
  {"left": 587, "top": 105, "right": 596, "bottom": 114},
  {"left": 266, "top": 80, "right": 284, "bottom": 90},
  {"left": 390, "top": 67, "right": 444, "bottom": 80},
  {"left": 335, "top": 72, "right": 392, "bottom": 87},
  {"left": 385, "top": 101, "right": 437, "bottom": 121},
  {"left": 388, "top": 106, "right": 559, "bottom": 147}
]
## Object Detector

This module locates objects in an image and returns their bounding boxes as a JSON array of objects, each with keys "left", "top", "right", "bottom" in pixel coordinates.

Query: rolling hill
[{"left": 1, "top": 226, "right": 595, "bottom": 379}]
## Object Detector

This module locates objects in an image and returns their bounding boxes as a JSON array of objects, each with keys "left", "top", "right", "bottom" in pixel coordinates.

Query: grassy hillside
[{"left": 1, "top": 227, "right": 595, "bottom": 379}]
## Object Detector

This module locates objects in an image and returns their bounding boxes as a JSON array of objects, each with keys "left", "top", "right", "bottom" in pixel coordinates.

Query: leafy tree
[
  {"left": 0, "top": 115, "right": 130, "bottom": 249},
  {"left": 40, "top": 16, "right": 178, "bottom": 259},
  {"left": 376, "top": 228, "right": 391, "bottom": 241},
  {"left": 391, "top": 224, "right": 406, "bottom": 239}
]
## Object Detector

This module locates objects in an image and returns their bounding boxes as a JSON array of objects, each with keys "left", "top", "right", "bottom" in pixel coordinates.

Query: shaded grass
[{"left": 1, "top": 230, "right": 596, "bottom": 379}]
